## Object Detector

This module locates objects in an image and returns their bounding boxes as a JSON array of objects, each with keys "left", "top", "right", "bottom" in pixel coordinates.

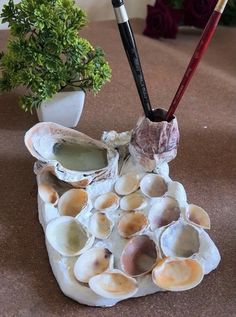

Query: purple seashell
[{"left": 129, "top": 109, "right": 179, "bottom": 171}]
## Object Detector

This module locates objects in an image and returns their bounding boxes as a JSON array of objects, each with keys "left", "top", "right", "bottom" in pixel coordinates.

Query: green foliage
[{"left": 0, "top": 0, "right": 112, "bottom": 112}]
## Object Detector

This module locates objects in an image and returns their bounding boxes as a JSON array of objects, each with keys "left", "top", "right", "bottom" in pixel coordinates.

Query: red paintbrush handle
[{"left": 166, "top": 0, "right": 228, "bottom": 121}]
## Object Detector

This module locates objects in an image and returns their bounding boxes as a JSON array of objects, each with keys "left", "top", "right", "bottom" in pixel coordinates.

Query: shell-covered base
[{"left": 33, "top": 127, "right": 220, "bottom": 307}]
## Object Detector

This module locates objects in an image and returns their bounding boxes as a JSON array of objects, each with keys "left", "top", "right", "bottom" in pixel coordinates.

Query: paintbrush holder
[{"left": 129, "top": 108, "right": 179, "bottom": 172}]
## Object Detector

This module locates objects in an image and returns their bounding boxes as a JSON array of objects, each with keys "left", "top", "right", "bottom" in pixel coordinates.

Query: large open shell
[
  {"left": 74, "top": 247, "right": 113, "bottom": 283},
  {"left": 24, "top": 122, "right": 119, "bottom": 183},
  {"left": 148, "top": 197, "right": 180, "bottom": 230},
  {"left": 121, "top": 235, "right": 157, "bottom": 276},
  {"left": 114, "top": 173, "right": 140, "bottom": 196},
  {"left": 160, "top": 221, "right": 200, "bottom": 258},
  {"left": 46, "top": 216, "right": 94, "bottom": 257},
  {"left": 120, "top": 193, "right": 147, "bottom": 211},
  {"left": 89, "top": 212, "right": 114, "bottom": 239},
  {"left": 94, "top": 192, "right": 120, "bottom": 212},
  {"left": 88, "top": 269, "right": 138, "bottom": 299},
  {"left": 118, "top": 211, "right": 148, "bottom": 238},
  {"left": 186, "top": 204, "right": 211, "bottom": 229},
  {"left": 152, "top": 258, "right": 204, "bottom": 291},
  {"left": 58, "top": 189, "right": 89, "bottom": 217},
  {"left": 140, "top": 174, "right": 167, "bottom": 198}
]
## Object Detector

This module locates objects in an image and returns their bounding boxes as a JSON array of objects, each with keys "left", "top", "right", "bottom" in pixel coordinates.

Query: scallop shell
[
  {"left": 120, "top": 193, "right": 147, "bottom": 211},
  {"left": 121, "top": 235, "right": 158, "bottom": 276},
  {"left": 140, "top": 174, "right": 167, "bottom": 198},
  {"left": 160, "top": 221, "right": 200, "bottom": 258},
  {"left": 152, "top": 258, "right": 204, "bottom": 291},
  {"left": 58, "top": 189, "right": 89, "bottom": 217},
  {"left": 115, "top": 173, "right": 140, "bottom": 196},
  {"left": 74, "top": 247, "right": 113, "bottom": 283},
  {"left": 148, "top": 196, "right": 180, "bottom": 230},
  {"left": 186, "top": 204, "right": 211, "bottom": 229},
  {"left": 24, "top": 122, "right": 119, "bottom": 183},
  {"left": 118, "top": 211, "right": 148, "bottom": 238},
  {"left": 46, "top": 216, "right": 94, "bottom": 257},
  {"left": 94, "top": 192, "right": 120, "bottom": 212},
  {"left": 88, "top": 269, "right": 138, "bottom": 299},
  {"left": 89, "top": 212, "right": 114, "bottom": 239}
]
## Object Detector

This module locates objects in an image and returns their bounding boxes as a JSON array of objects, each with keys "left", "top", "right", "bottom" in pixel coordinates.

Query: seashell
[
  {"left": 69, "top": 178, "right": 91, "bottom": 188},
  {"left": 24, "top": 122, "right": 119, "bottom": 183},
  {"left": 152, "top": 258, "right": 204, "bottom": 291},
  {"left": 121, "top": 235, "right": 157, "bottom": 276},
  {"left": 118, "top": 211, "right": 148, "bottom": 238},
  {"left": 94, "top": 192, "right": 120, "bottom": 212},
  {"left": 46, "top": 216, "right": 94, "bottom": 257},
  {"left": 58, "top": 189, "right": 88, "bottom": 217},
  {"left": 74, "top": 247, "right": 113, "bottom": 283},
  {"left": 140, "top": 174, "right": 167, "bottom": 198},
  {"left": 115, "top": 172, "right": 140, "bottom": 196},
  {"left": 120, "top": 193, "right": 147, "bottom": 211},
  {"left": 148, "top": 197, "right": 180, "bottom": 230},
  {"left": 186, "top": 204, "right": 211, "bottom": 229},
  {"left": 89, "top": 212, "right": 114, "bottom": 239},
  {"left": 88, "top": 269, "right": 138, "bottom": 299},
  {"left": 160, "top": 221, "right": 200, "bottom": 258},
  {"left": 166, "top": 181, "right": 187, "bottom": 208},
  {"left": 129, "top": 109, "right": 179, "bottom": 171},
  {"left": 37, "top": 168, "right": 59, "bottom": 205}
]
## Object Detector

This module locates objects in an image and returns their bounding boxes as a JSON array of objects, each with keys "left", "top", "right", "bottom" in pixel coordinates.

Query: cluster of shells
[{"left": 25, "top": 123, "right": 220, "bottom": 307}]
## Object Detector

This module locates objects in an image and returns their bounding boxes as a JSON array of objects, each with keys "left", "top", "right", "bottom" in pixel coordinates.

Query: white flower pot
[{"left": 36, "top": 90, "right": 85, "bottom": 128}]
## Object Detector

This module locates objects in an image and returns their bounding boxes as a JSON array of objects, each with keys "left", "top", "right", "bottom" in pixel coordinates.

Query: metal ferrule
[
  {"left": 215, "top": 0, "right": 228, "bottom": 13},
  {"left": 114, "top": 5, "right": 129, "bottom": 24}
]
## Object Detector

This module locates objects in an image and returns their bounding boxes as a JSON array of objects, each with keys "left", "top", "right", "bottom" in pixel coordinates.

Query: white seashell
[
  {"left": 121, "top": 235, "right": 158, "bottom": 277},
  {"left": 89, "top": 212, "right": 114, "bottom": 239},
  {"left": 166, "top": 181, "right": 187, "bottom": 208},
  {"left": 148, "top": 197, "right": 180, "bottom": 230},
  {"left": 186, "top": 204, "right": 211, "bottom": 229},
  {"left": 88, "top": 269, "right": 138, "bottom": 299},
  {"left": 46, "top": 216, "right": 94, "bottom": 257},
  {"left": 140, "top": 174, "right": 167, "bottom": 198},
  {"left": 74, "top": 247, "right": 113, "bottom": 283},
  {"left": 120, "top": 193, "right": 147, "bottom": 211},
  {"left": 160, "top": 221, "right": 200, "bottom": 258},
  {"left": 152, "top": 258, "right": 204, "bottom": 291},
  {"left": 94, "top": 192, "right": 120, "bottom": 212},
  {"left": 58, "top": 189, "right": 89, "bottom": 217},
  {"left": 114, "top": 172, "right": 140, "bottom": 196},
  {"left": 118, "top": 211, "right": 148, "bottom": 238},
  {"left": 25, "top": 122, "right": 119, "bottom": 183}
]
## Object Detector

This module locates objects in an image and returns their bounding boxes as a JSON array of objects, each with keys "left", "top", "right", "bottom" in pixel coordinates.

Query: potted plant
[{"left": 0, "top": 0, "right": 112, "bottom": 127}]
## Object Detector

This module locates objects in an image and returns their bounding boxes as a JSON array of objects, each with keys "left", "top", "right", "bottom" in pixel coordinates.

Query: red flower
[
  {"left": 143, "top": 0, "right": 182, "bottom": 39},
  {"left": 184, "top": 0, "right": 218, "bottom": 29}
]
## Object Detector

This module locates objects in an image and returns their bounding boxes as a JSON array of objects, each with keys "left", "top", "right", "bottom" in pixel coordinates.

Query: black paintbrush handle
[{"left": 112, "top": 0, "right": 153, "bottom": 120}]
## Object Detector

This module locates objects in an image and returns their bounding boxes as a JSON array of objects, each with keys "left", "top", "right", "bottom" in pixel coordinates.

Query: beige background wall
[{"left": 0, "top": 0, "right": 154, "bottom": 29}]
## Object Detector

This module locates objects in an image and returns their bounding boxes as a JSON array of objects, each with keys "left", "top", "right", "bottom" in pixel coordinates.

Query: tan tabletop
[{"left": 0, "top": 19, "right": 235, "bottom": 317}]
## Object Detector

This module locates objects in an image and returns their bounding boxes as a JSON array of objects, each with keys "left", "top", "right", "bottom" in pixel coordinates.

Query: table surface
[{"left": 0, "top": 19, "right": 236, "bottom": 317}]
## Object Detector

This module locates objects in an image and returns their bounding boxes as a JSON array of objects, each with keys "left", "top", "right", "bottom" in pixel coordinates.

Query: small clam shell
[
  {"left": 69, "top": 178, "right": 91, "bottom": 188},
  {"left": 148, "top": 197, "right": 180, "bottom": 230},
  {"left": 89, "top": 212, "right": 114, "bottom": 239},
  {"left": 94, "top": 192, "right": 120, "bottom": 212},
  {"left": 88, "top": 269, "right": 138, "bottom": 299},
  {"left": 118, "top": 211, "right": 148, "bottom": 238},
  {"left": 121, "top": 235, "right": 157, "bottom": 276},
  {"left": 74, "top": 247, "right": 113, "bottom": 283},
  {"left": 160, "top": 221, "right": 200, "bottom": 258},
  {"left": 46, "top": 216, "right": 94, "bottom": 257},
  {"left": 186, "top": 204, "right": 211, "bottom": 229},
  {"left": 37, "top": 168, "right": 60, "bottom": 205},
  {"left": 140, "top": 174, "right": 167, "bottom": 198},
  {"left": 58, "top": 189, "right": 88, "bottom": 217},
  {"left": 152, "top": 258, "right": 204, "bottom": 291},
  {"left": 120, "top": 193, "right": 147, "bottom": 211},
  {"left": 115, "top": 173, "right": 140, "bottom": 196}
]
